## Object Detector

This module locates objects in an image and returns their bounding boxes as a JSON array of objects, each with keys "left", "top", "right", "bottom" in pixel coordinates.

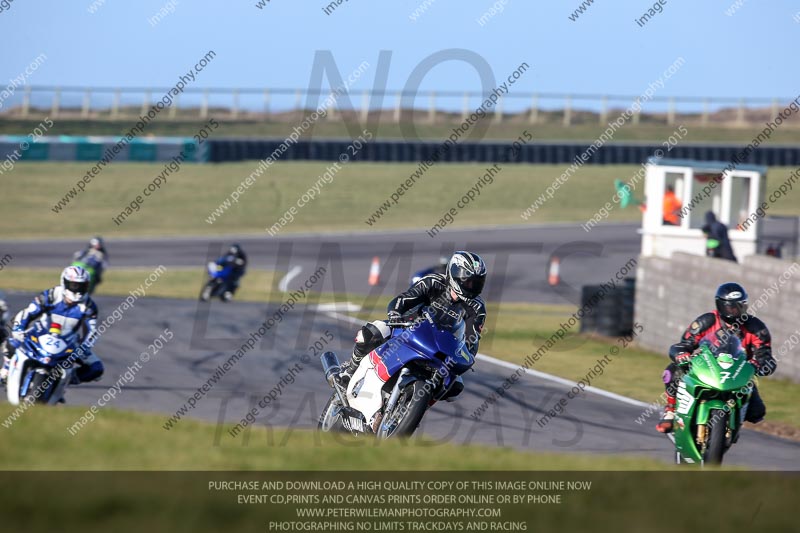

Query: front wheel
[
  {"left": 200, "top": 280, "right": 215, "bottom": 301},
  {"left": 318, "top": 393, "right": 345, "bottom": 432},
  {"left": 703, "top": 409, "right": 727, "bottom": 465},
  {"left": 22, "top": 371, "right": 49, "bottom": 404},
  {"left": 377, "top": 380, "right": 432, "bottom": 439}
]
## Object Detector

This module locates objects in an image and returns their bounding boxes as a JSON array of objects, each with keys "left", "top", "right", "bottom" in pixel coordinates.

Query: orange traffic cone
[
  {"left": 548, "top": 256, "right": 560, "bottom": 286},
  {"left": 368, "top": 256, "right": 381, "bottom": 286}
]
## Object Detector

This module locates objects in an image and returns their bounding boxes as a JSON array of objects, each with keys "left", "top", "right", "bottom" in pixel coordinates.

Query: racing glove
[
  {"left": 11, "top": 325, "right": 25, "bottom": 343},
  {"left": 387, "top": 310, "right": 402, "bottom": 322},
  {"left": 674, "top": 352, "right": 692, "bottom": 366}
]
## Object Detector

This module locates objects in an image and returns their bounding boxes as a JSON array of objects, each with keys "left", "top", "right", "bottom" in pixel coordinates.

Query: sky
[{"left": 1, "top": 0, "right": 798, "bottom": 112}]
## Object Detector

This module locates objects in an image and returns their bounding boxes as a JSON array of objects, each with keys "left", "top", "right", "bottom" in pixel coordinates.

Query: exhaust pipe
[{"left": 320, "top": 351, "right": 351, "bottom": 409}]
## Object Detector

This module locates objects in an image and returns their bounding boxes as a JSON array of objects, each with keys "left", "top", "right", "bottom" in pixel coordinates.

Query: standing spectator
[
  {"left": 702, "top": 211, "right": 737, "bottom": 262},
  {"left": 662, "top": 185, "right": 682, "bottom": 225}
]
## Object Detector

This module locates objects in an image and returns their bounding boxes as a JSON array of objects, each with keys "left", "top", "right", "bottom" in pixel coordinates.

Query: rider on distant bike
[
  {"left": 0, "top": 266, "right": 104, "bottom": 385},
  {"left": 213, "top": 243, "right": 248, "bottom": 301},
  {"left": 339, "top": 251, "right": 487, "bottom": 400},
  {"left": 72, "top": 236, "right": 109, "bottom": 293},
  {"left": 656, "top": 282, "right": 776, "bottom": 433}
]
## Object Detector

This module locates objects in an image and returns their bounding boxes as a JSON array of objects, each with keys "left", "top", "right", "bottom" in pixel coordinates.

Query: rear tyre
[
  {"left": 703, "top": 409, "right": 727, "bottom": 465},
  {"left": 377, "top": 380, "right": 432, "bottom": 439}
]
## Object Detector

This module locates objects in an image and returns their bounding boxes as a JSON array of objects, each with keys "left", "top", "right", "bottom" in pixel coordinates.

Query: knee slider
[{"left": 355, "top": 321, "right": 391, "bottom": 354}]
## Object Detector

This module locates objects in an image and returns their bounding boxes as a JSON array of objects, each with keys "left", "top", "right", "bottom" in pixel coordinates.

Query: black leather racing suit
[{"left": 352, "top": 273, "right": 487, "bottom": 364}]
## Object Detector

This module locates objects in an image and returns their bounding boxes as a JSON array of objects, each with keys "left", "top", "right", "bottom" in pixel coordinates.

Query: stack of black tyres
[{"left": 579, "top": 278, "right": 635, "bottom": 337}]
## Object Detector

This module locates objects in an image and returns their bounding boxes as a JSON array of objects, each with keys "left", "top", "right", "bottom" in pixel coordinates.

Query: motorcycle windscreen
[{"left": 691, "top": 332, "right": 754, "bottom": 391}]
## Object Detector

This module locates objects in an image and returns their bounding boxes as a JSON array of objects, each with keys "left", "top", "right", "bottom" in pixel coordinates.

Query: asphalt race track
[
  {"left": 2, "top": 291, "right": 797, "bottom": 470},
  {"left": 0, "top": 223, "right": 645, "bottom": 305}
]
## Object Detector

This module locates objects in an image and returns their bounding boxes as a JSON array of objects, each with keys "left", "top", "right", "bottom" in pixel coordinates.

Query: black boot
[{"left": 338, "top": 349, "right": 366, "bottom": 386}]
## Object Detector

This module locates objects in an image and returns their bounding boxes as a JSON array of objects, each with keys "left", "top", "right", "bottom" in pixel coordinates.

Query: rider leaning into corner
[
  {"left": 338, "top": 251, "right": 488, "bottom": 401},
  {"left": 656, "top": 282, "right": 777, "bottom": 433},
  {"left": 0, "top": 266, "right": 104, "bottom": 386},
  {"left": 215, "top": 243, "right": 248, "bottom": 301}
]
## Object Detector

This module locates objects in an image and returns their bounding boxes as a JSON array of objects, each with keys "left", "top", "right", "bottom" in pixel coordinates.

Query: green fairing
[{"left": 671, "top": 343, "right": 755, "bottom": 465}]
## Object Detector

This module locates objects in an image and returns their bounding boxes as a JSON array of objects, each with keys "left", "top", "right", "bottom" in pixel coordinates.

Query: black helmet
[
  {"left": 715, "top": 282, "right": 748, "bottom": 324},
  {"left": 446, "top": 251, "right": 487, "bottom": 300},
  {"left": 228, "top": 243, "right": 241, "bottom": 255}
]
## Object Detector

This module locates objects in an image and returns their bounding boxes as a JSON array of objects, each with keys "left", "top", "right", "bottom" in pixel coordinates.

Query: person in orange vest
[{"left": 662, "top": 185, "right": 682, "bottom": 225}]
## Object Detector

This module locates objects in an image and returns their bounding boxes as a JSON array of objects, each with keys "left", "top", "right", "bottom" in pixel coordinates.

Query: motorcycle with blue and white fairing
[
  {"left": 318, "top": 305, "right": 474, "bottom": 439},
  {"left": 5, "top": 322, "right": 78, "bottom": 406}
]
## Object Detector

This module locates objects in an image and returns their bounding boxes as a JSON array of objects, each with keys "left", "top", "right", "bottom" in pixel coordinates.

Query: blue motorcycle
[
  {"left": 5, "top": 322, "right": 78, "bottom": 406},
  {"left": 200, "top": 261, "right": 237, "bottom": 302},
  {"left": 319, "top": 305, "right": 474, "bottom": 439}
]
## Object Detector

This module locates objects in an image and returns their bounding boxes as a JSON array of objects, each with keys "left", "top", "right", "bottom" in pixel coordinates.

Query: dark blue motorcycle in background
[
  {"left": 319, "top": 305, "right": 474, "bottom": 439},
  {"left": 200, "top": 261, "right": 236, "bottom": 302}
]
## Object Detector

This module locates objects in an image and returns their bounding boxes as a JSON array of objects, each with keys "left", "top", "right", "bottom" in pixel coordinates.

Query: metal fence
[{"left": 2, "top": 86, "right": 799, "bottom": 128}]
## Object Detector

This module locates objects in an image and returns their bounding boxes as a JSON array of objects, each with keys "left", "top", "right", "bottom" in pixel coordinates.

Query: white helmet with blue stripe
[{"left": 61, "top": 266, "right": 90, "bottom": 303}]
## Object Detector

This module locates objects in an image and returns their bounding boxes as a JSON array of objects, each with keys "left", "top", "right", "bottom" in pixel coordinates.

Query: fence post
[
  {"left": 667, "top": 96, "right": 675, "bottom": 125},
  {"left": 462, "top": 91, "right": 469, "bottom": 122},
  {"left": 262, "top": 89, "right": 270, "bottom": 119},
  {"left": 562, "top": 94, "right": 571, "bottom": 126},
  {"left": 21, "top": 86, "right": 31, "bottom": 118},
  {"left": 736, "top": 98, "right": 745, "bottom": 126},
  {"left": 701, "top": 98, "right": 709, "bottom": 126},
  {"left": 494, "top": 93, "right": 503, "bottom": 123},
  {"left": 599, "top": 95, "right": 608, "bottom": 125},
  {"left": 528, "top": 93, "right": 538, "bottom": 124},
  {"left": 428, "top": 91, "right": 436, "bottom": 124},
  {"left": 632, "top": 97, "right": 640, "bottom": 125},
  {"left": 169, "top": 93, "right": 179, "bottom": 119},
  {"left": 394, "top": 91, "right": 401, "bottom": 123},
  {"left": 201, "top": 89, "right": 209, "bottom": 119},
  {"left": 51, "top": 87, "right": 61, "bottom": 119},
  {"left": 111, "top": 88, "right": 120, "bottom": 119},
  {"left": 360, "top": 89, "right": 369, "bottom": 123},
  {"left": 81, "top": 89, "right": 91, "bottom": 119},
  {"left": 141, "top": 90, "right": 151, "bottom": 117},
  {"left": 231, "top": 89, "right": 239, "bottom": 119}
]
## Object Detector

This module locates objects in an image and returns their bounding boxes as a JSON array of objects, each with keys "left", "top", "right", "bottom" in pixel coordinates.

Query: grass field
[
  {"left": 4, "top": 162, "right": 800, "bottom": 239},
  {"left": 0, "top": 404, "right": 671, "bottom": 470},
  {"left": 5, "top": 117, "right": 800, "bottom": 143}
]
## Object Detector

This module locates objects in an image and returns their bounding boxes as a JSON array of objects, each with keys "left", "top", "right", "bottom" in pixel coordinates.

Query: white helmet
[{"left": 61, "top": 266, "right": 90, "bottom": 303}]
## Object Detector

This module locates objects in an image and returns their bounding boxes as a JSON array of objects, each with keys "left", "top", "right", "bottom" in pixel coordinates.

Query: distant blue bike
[
  {"left": 200, "top": 261, "right": 237, "bottom": 302},
  {"left": 319, "top": 304, "right": 474, "bottom": 439}
]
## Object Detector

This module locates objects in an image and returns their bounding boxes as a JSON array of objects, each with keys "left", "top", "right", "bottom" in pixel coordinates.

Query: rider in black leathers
[{"left": 339, "top": 251, "right": 488, "bottom": 400}]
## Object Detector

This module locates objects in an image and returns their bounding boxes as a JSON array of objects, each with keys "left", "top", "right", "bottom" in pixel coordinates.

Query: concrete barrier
[{"left": 635, "top": 252, "right": 800, "bottom": 382}]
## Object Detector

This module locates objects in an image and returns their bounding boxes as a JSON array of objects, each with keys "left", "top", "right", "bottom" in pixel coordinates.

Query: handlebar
[{"left": 386, "top": 321, "right": 414, "bottom": 328}]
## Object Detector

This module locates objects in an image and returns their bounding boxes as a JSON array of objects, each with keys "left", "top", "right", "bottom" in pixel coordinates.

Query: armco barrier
[
  {"left": 207, "top": 139, "right": 800, "bottom": 167},
  {"left": 4, "top": 137, "right": 799, "bottom": 167},
  {"left": 0, "top": 136, "right": 207, "bottom": 163}
]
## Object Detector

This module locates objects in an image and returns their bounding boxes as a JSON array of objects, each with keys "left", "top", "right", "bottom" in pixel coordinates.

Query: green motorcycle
[{"left": 672, "top": 332, "right": 755, "bottom": 466}]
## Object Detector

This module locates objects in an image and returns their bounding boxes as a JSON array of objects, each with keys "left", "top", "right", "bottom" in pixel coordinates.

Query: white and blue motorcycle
[{"left": 5, "top": 322, "right": 78, "bottom": 406}]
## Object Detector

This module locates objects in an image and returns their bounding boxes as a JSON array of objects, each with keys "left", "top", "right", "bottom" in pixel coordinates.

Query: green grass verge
[
  {"left": 0, "top": 405, "right": 671, "bottom": 470},
  {"left": 5, "top": 117, "right": 800, "bottom": 143},
  {"left": 0, "top": 267, "right": 281, "bottom": 303},
  {"left": 4, "top": 162, "right": 800, "bottom": 239}
]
